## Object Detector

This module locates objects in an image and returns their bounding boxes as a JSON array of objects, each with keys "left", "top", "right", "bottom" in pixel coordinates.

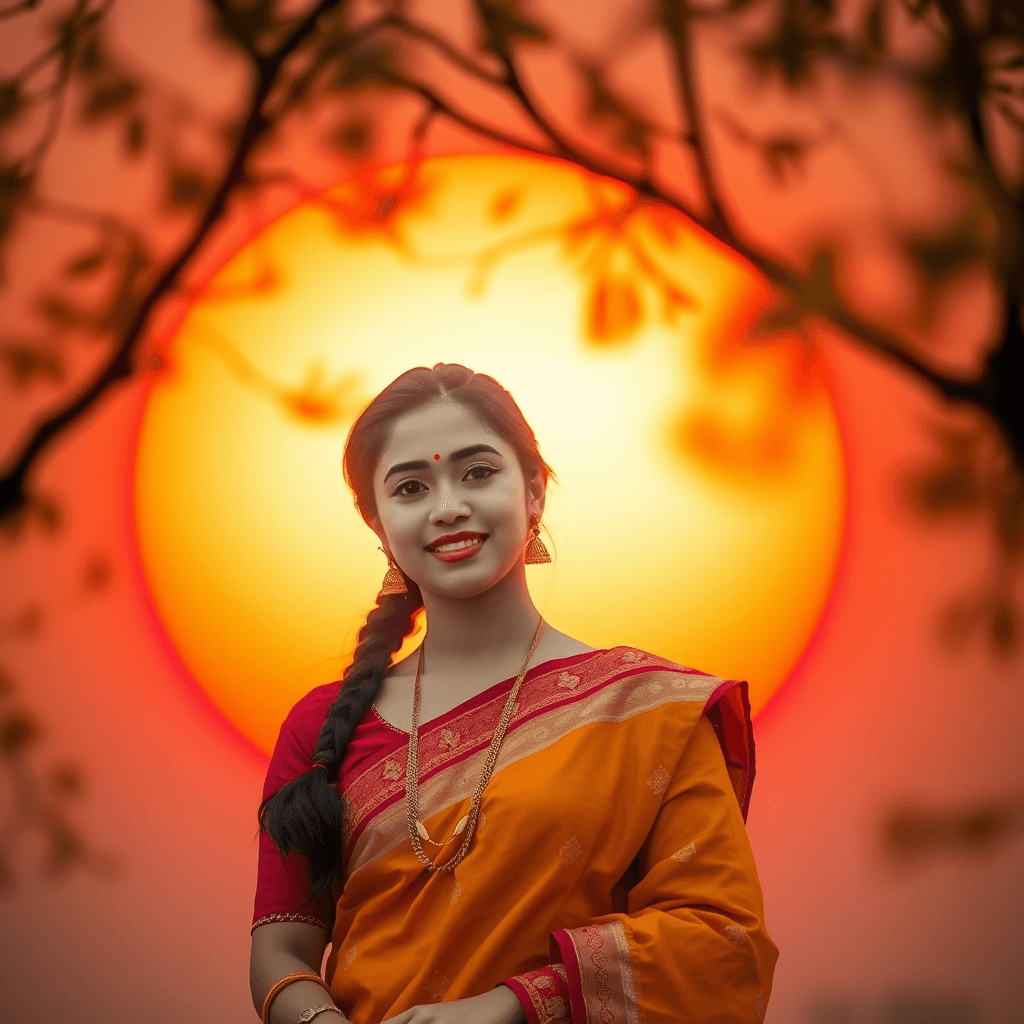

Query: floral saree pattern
[{"left": 253, "top": 647, "right": 778, "bottom": 1023}]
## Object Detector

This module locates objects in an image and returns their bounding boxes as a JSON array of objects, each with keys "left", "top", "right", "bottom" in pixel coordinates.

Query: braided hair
[{"left": 257, "top": 362, "right": 560, "bottom": 900}]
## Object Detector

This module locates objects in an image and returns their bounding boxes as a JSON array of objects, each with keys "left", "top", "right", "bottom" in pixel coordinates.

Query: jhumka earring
[
  {"left": 378, "top": 546, "right": 409, "bottom": 597},
  {"left": 377, "top": 515, "right": 551, "bottom": 597},
  {"left": 523, "top": 514, "right": 551, "bottom": 564}
]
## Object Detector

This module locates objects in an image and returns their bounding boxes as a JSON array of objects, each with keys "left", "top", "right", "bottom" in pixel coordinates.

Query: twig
[
  {"left": 658, "top": 0, "right": 734, "bottom": 240},
  {"left": 0, "top": 0, "right": 41, "bottom": 20}
]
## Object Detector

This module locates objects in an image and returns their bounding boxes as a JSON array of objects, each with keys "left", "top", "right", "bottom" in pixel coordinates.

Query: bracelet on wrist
[
  {"left": 262, "top": 972, "right": 333, "bottom": 1024},
  {"left": 298, "top": 1006, "right": 345, "bottom": 1022}
]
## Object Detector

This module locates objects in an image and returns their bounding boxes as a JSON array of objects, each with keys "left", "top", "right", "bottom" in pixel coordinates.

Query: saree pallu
[{"left": 252, "top": 646, "right": 779, "bottom": 1024}]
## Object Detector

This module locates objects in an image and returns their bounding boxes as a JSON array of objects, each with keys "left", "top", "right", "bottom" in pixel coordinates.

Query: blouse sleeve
[
  {"left": 502, "top": 708, "right": 779, "bottom": 1024},
  {"left": 251, "top": 693, "right": 337, "bottom": 935}
]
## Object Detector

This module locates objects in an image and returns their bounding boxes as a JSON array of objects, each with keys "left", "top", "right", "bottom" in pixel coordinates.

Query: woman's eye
[{"left": 395, "top": 464, "right": 496, "bottom": 496}]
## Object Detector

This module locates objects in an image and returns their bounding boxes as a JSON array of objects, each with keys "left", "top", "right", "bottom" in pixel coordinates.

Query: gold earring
[
  {"left": 524, "top": 516, "right": 551, "bottom": 564},
  {"left": 378, "top": 546, "right": 409, "bottom": 596}
]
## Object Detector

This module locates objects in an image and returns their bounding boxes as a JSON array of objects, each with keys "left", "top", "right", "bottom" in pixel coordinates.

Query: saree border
[
  {"left": 342, "top": 655, "right": 732, "bottom": 877},
  {"left": 702, "top": 678, "right": 755, "bottom": 822},
  {"left": 503, "top": 964, "right": 571, "bottom": 1024},
  {"left": 552, "top": 920, "right": 644, "bottom": 1024}
]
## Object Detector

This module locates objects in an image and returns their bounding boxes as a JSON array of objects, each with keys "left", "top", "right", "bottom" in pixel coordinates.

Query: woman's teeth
[{"left": 435, "top": 538, "right": 482, "bottom": 553}]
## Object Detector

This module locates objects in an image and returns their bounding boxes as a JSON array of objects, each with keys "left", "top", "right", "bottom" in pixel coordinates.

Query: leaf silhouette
[
  {"left": 476, "top": 0, "right": 547, "bottom": 59},
  {"left": 49, "top": 762, "right": 86, "bottom": 799},
  {"left": 331, "top": 119, "right": 372, "bottom": 156},
  {"left": 990, "top": 601, "right": 1016, "bottom": 652},
  {"left": 0, "top": 81, "right": 21, "bottom": 125},
  {"left": 74, "top": 33, "right": 108, "bottom": 76},
  {"left": 2, "top": 346, "right": 64, "bottom": 386},
  {"left": 587, "top": 277, "right": 643, "bottom": 343},
  {"left": 37, "top": 295, "right": 87, "bottom": 328},
  {"left": 82, "top": 79, "right": 139, "bottom": 121},
  {"left": 763, "top": 137, "right": 807, "bottom": 182},
  {"left": 488, "top": 187, "right": 523, "bottom": 222},
  {"left": 584, "top": 67, "right": 651, "bottom": 159},
  {"left": 678, "top": 408, "right": 791, "bottom": 475},
  {"left": 905, "top": 226, "right": 987, "bottom": 281},
  {"left": 42, "top": 816, "right": 85, "bottom": 876},
  {"left": 166, "top": 166, "right": 211, "bottom": 209},
  {"left": 0, "top": 164, "right": 33, "bottom": 246},
  {"left": 865, "top": 1, "right": 885, "bottom": 52},
  {"left": 65, "top": 250, "right": 107, "bottom": 276},
  {"left": 0, "top": 713, "right": 40, "bottom": 756},
  {"left": 905, "top": 426, "right": 985, "bottom": 518},
  {"left": 82, "top": 555, "right": 114, "bottom": 592},
  {"left": 334, "top": 44, "right": 398, "bottom": 88},
  {"left": 125, "top": 114, "right": 146, "bottom": 154},
  {"left": 882, "top": 794, "right": 1024, "bottom": 860},
  {"left": 12, "top": 605, "right": 43, "bottom": 637}
]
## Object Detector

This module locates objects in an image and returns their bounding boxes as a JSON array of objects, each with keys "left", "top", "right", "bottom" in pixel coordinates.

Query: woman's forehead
[{"left": 380, "top": 406, "right": 501, "bottom": 463}]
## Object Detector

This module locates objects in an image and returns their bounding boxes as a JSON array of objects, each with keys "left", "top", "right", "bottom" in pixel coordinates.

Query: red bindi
[{"left": 434, "top": 454, "right": 440, "bottom": 460}]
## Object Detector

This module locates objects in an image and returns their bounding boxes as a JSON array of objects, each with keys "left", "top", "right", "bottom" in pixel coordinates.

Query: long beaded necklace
[{"left": 406, "top": 615, "right": 546, "bottom": 873}]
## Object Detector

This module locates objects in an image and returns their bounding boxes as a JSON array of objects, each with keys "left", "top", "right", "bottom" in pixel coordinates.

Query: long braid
[{"left": 258, "top": 578, "right": 422, "bottom": 899}]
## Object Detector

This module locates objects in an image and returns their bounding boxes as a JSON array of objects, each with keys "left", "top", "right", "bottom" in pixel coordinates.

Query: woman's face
[{"left": 370, "top": 401, "right": 544, "bottom": 596}]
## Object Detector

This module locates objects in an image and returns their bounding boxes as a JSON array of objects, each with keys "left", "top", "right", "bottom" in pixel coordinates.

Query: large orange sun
[{"left": 133, "top": 153, "right": 846, "bottom": 757}]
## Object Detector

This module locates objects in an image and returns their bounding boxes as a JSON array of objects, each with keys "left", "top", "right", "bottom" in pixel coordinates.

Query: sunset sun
[{"left": 133, "top": 153, "right": 846, "bottom": 756}]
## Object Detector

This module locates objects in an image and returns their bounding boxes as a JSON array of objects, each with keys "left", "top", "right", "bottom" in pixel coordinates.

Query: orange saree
[{"left": 252, "top": 646, "right": 779, "bottom": 1024}]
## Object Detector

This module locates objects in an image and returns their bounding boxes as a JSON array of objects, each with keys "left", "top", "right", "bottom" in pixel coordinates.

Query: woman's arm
[
  {"left": 534, "top": 712, "right": 778, "bottom": 1024},
  {"left": 250, "top": 921, "right": 348, "bottom": 1024}
]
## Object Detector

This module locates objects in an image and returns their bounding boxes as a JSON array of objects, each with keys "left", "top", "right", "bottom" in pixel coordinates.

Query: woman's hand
[{"left": 384, "top": 985, "right": 526, "bottom": 1024}]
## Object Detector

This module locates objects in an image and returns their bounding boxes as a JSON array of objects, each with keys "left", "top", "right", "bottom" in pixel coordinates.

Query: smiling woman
[{"left": 249, "top": 362, "right": 779, "bottom": 1024}]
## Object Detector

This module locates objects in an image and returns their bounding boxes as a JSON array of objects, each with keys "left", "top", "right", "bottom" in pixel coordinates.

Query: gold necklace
[{"left": 406, "top": 615, "right": 546, "bottom": 873}]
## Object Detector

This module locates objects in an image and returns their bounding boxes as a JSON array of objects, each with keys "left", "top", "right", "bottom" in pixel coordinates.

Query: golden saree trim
[
  {"left": 250, "top": 911, "right": 330, "bottom": 934},
  {"left": 554, "top": 921, "right": 644, "bottom": 1024}
]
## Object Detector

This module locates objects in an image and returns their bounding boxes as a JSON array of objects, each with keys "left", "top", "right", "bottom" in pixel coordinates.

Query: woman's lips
[{"left": 430, "top": 536, "right": 487, "bottom": 562}]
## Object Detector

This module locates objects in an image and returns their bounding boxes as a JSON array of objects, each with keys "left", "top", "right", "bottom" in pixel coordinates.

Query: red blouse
[{"left": 252, "top": 682, "right": 389, "bottom": 933}]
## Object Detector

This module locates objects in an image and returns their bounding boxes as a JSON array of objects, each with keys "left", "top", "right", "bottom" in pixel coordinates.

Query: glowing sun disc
[{"left": 133, "top": 153, "right": 846, "bottom": 757}]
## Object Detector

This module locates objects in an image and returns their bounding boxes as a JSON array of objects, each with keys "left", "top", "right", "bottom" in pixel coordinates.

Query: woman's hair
[{"left": 257, "top": 362, "right": 559, "bottom": 899}]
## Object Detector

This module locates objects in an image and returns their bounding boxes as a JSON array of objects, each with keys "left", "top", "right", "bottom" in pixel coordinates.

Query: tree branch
[
  {"left": 0, "top": 0, "right": 351, "bottom": 523},
  {"left": 658, "top": 0, "right": 734, "bottom": 240}
]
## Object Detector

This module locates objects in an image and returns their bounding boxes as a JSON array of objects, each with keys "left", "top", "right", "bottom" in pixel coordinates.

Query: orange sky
[{"left": 1, "top": 3, "right": 1022, "bottom": 1023}]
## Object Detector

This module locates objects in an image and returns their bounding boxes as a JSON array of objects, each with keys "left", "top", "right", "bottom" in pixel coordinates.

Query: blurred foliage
[
  {"left": 0, "top": 0, "right": 1022, "bottom": 889},
  {"left": 0, "top": 654, "right": 119, "bottom": 890},
  {"left": 881, "top": 791, "right": 1024, "bottom": 861}
]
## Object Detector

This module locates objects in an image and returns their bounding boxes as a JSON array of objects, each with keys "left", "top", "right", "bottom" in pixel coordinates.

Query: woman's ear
[{"left": 527, "top": 470, "right": 545, "bottom": 519}]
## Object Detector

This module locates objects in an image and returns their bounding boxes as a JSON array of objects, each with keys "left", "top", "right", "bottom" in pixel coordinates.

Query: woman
[{"left": 250, "top": 363, "right": 778, "bottom": 1024}]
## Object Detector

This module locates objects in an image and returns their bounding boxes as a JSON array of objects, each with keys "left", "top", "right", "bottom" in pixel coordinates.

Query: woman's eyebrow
[{"left": 383, "top": 444, "right": 503, "bottom": 485}]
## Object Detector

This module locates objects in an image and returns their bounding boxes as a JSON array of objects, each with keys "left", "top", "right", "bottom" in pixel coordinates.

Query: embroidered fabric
[
  {"left": 502, "top": 964, "right": 571, "bottom": 1024},
  {"left": 250, "top": 912, "right": 331, "bottom": 934}
]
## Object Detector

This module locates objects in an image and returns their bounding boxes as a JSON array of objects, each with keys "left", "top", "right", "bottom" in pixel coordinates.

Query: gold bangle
[{"left": 262, "top": 972, "right": 332, "bottom": 1024}]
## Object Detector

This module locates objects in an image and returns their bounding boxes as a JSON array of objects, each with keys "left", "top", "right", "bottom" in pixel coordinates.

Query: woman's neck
[{"left": 415, "top": 566, "right": 545, "bottom": 677}]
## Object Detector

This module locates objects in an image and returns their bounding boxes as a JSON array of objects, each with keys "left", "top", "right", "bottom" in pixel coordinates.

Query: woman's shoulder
[
  {"left": 265, "top": 681, "right": 344, "bottom": 787},
  {"left": 279, "top": 680, "right": 343, "bottom": 739},
  {"left": 602, "top": 647, "right": 738, "bottom": 706},
  {"left": 602, "top": 644, "right": 723, "bottom": 677}
]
